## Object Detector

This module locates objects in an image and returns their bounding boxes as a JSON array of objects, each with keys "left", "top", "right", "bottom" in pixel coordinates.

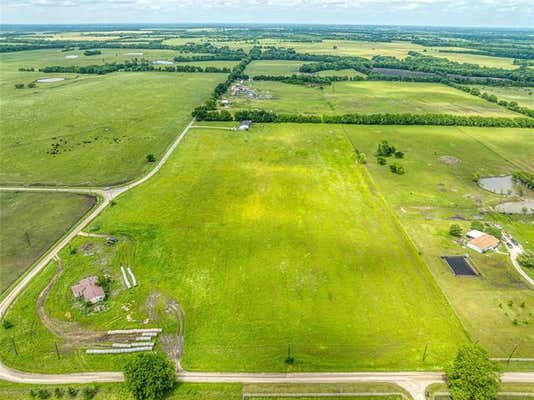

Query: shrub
[
  {"left": 377, "top": 156, "right": 387, "bottom": 165},
  {"left": 54, "top": 388, "right": 65, "bottom": 398},
  {"left": 124, "top": 353, "right": 176, "bottom": 400},
  {"left": 357, "top": 152, "right": 367, "bottom": 164},
  {"left": 518, "top": 251, "right": 534, "bottom": 269},
  {"left": 394, "top": 150, "right": 404, "bottom": 158},
  {"left": 15, "top": 83, "right": 24, "bottom": 89},
  {"left": 146, "top": 154, "right": 156, "bottom": 163},
  {"left": 376, "top": 140, "right": 396, "bottom": 157},
  {"left": 67, "top": 387, "right": 78, "bottom": 398},
  {"left": 2, "top": 319, "right": 13, "bottom": 329},
  {"left": 37, "top": 389, "right": 51, "bottom": 399},
  {"left": 28, "top": 82, "right": 37, "bottom": 88},
  {"left": 389, "top": 163, "right": 405, "bottom": 175},
  {"left": 449, "top": 224, "right": 463, "bottom": 237},
  {"left": 470, "top": 221, "right": 484, "bottom": 231},
  {"left": 446, "top": 344, "right": 500, "bottom": 400},
  {"left": 81, "top": 386, "right": 98, "bottom": 400}
]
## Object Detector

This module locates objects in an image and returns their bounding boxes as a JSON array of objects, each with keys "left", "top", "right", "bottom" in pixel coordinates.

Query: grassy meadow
[
  {"left": 340, "top": 125, "right": 534, "bottom": 358},
  {"left": 224, "top": 80, "right": 519, "bottom": 117},
  {"left": 0, "top": 67, "right": 224, "bottom": 186},
  {"left": 245, "top": 60, "right": 365, "bottom": 77},
  {"left": 0, "top": 191, "right": 96, "bottom": 293},
  {"left": 1, "top": 123, "right": 468, "bottom": 373},
  {"left": 468, "top": 85, "right": 534, "bottom": 109}
]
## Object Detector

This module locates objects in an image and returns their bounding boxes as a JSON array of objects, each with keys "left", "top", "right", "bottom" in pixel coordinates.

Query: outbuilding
[
  {"left": 467, "top": 234, "right": 499, "bottom": 254},
  {"left": 238, "top": 120, "right": 252, "bottom": 131},
  {"left": 466, "top": 229, "right": 485, "bottom": 239}
]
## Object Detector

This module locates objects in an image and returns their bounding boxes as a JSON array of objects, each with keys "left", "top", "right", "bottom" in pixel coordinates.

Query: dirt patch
[
  {"left": 36, "top": 77, "right": 65, "bottom": 83},
  {"left": 439, "top": 155, "right": 460, "bottom": 166}
]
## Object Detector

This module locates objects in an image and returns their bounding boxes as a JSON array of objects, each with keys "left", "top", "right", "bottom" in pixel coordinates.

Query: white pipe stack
[
  {"left": 120, "top": 266, "right": 131, "bottom": 289},
  {"left": 127, "top": 267, "right": 138, "bottom": 287},
  {"left": 86, "top": 347, "right": 152, "bottom": 354},
  {"left": 107, "top": 328, "right": 162, "bottom": 335}
]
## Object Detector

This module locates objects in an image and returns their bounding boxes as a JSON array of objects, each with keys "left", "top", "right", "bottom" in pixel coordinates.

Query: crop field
[
  {"left": 0, "top": 123, "right": 470, "bottom": 373},
  {"left": 224, "top": 80, "right": 519, "bottom": 116},
  {"left": 0, "top": 66, "right": 224, "bottom": 186},
  {"left": 0, "top": 191, "right": 96, "bottom": 293},
  {"left": 468, "top": 85, "right": 534, "bottom": 109},
  {"left": 339, "top": 125, "right": 534, "bottom": 358}
]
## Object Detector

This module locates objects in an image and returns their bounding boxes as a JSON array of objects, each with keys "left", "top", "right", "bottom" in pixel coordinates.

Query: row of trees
[
  {"left": 195, "top": 109, "right": 534, "bottom": 128},
  {"left": 298, "top": 59, "right": 372, "bottom": 74},
  {"left": 513, "top": 171, "right": 534, "bottom": 190},
  {"left": 251, "top": 74, "right": 362, "bottom": 86},
  {"left": 40, "top": 61, "right": 231, "bottom": 75}
]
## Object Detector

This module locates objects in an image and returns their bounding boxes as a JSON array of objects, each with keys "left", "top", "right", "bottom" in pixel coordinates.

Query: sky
[{"left": 1, "top": 0, "right": 533, "bottom": 28}]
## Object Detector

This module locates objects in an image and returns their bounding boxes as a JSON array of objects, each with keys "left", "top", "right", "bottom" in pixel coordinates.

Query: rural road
[
  {"left": 1, "top": 119, "right": 533, "bottom": 399},
  {"left": 506, "top": 237, "right": 534, "bottom": 288}
]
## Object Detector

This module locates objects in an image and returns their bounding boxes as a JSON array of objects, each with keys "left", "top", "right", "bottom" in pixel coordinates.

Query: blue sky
[{"left": 1, "top": 0, "right": 533, "bottom": 28}]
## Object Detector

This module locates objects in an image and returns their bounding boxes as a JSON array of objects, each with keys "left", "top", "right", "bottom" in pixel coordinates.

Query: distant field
[
  {"left": 0, "top": 191, "right": 95, "bottom": 293},
  {"left": 0, "top": 70, "right": 224, "bottom": 186},
  {"left": 425, "top": 49, "right": 517, "bottom": 69},
  {"left": 224, "top": 80, "right": 519, "bottom": 116},
  {"left": 245, "top": 61, "right": 365, "bottom": 77},
  {"left": 468, "top": 85, "right": 534, "bottom": 109}
]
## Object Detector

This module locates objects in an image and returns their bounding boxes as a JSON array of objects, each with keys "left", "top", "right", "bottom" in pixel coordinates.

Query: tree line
[
  {"left": 448, "top": 83, "right": 534, "bottom": 118},
  {"left": 194, "top": 109, "right": 534, "bottom": 128},
  {"left": 513, "top": 171, "right": 534, "bottom": 190},
  {"left": 251, "top": 74, "right": 363, "bottom": 86},
  {"left": 39, "top": 61, "right": 231, "bottom": 75}
]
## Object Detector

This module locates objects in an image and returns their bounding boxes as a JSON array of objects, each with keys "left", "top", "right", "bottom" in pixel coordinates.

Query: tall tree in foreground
[
  {"left": 124, "top": 353, "right": 177, "bottom": 400},
  {"left": 446, "top": 344, "right": 500, "bottom": 400}
]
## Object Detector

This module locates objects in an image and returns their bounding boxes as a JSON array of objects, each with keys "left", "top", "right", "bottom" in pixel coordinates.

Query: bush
[
  {"left": 15, "top": 83, "right": 24, "bottom": 89},
  {"left": 449, "top": 224, "right": 463, "bottom": 237},
  {"left": 377, "top": 156, "right": 387, "bottom": 165},
  {"left": 518, "top": 250, "right": 534, "bottom": 269},
  {"left": 484, "top": 225, "right": 502, "bottom": 239},
  {"left": 67, "top": 387, "right": 78, "bottom": 398},
  {"left": 37, "top": 389, "right": 51, "bottom": 399},
  {"left": 470, "top": 221, "right": 484, "bottom": 231},
  {"left": 146, "top": 154, "right": 156, "bottom": 163},
  {"left": 124, "top": 353, "right": 176, "bottom": 400},
  {"left": 357, "top": 152, "right": 367, "bottom": 164},
  {"left": 446, "top": 344, "right": 500, "bottom": 400},
  {"left": 54, "top": 388, "right": 65, "bottom": 398},
  {"left": 81, "top": 386, "right": 98, "bottom": 400},
  {"left": 2, "top": 319, "right": 13, "bottom": 329},
  {"left": 394, "top": 150, "right": 404, "bottom": 158},
  {"left": 376, "top": 140, "right": 396, "bottom": 157},
  {"left": 389, "top": 163, "right": 405, "bottom": 175},
  {"left": 28, "top": 82, "right": 37, "bottom": 88}
]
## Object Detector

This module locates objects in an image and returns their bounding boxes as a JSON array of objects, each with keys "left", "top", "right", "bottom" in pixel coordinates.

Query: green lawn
[
  {"left": 468, "top": 85, "right": 534, "bottom": 109},
  {"left": 0, "top": 70, "right": 224, "bottom": 186},
  {"left": 0, "top": 381, "right": 243, "bottom": 400},
  {"left": 0, "top": 191, "right": 96, "bottom": 293},
  {"left": 4, "top": 123, "right": 467, "bottom": 373},
  {"left": 224, "top": 81, "right": 518, "bottom": 117},
  {"left": 339, "top": 125, "right": 534, "bottom": 359}
]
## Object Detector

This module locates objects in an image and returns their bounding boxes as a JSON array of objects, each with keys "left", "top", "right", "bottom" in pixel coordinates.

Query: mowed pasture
[
  {"left": 0, "top": 65, "right": 224, "bottom": 185},
  {"left": 67, "top": 123, "right": 464, "bottom": 372},
  {"left": 468, "top": 85, "right": 534, "bottom": 109},
  {"left": 0, "top": 191, "right": 96, "bottom": 293},
  {"left": 224, "top": 80, "right": 519, "bottom": 117},
  {"left": 340, "top": 125, "right": 534, "bottom": 358},
  {"left": 245, "top": 60, "right": 366, "bottom": 77}
]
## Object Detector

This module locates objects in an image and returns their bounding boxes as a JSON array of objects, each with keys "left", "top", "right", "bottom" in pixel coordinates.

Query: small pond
[
  {"left": 36, "top": 77, "right": 65, "bottom": 83},
  {"left": 152, "top": 60, "right": 173, "bottom": 65},
  {"left": 496, "top": 199, "right": 534, "bottom": 214},
  {"left": 478, "top": 175, "right": 520, "bottom": 196}
]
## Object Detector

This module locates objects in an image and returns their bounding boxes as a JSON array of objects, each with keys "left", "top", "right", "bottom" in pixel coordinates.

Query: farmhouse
[
  {"left": 71, "top": 276, "right": 105, "bottom": 304},
  {"left": 467, "top": 234, "right": 499, "bottom": 253}
]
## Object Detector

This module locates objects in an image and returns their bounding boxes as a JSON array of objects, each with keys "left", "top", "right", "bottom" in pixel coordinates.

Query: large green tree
[
  {"left": 124, "top": 353, "right": 177, "bottom": 400},
  {"left": 447, "top": 344, "right": 500, "bottom": 400}
]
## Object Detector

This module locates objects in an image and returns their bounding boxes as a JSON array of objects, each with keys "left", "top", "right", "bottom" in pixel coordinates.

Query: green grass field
[
  {"left": 339, "top": 125, "right": 534, "bottom": 358},
  {"left": 0, "top": 191, "right": 96, "bottom": 293},
  {"left": 245, "top": 61, "right": 365, "bottom": 77},
  {"left": 225, "top": 80, "right": 519, "bottom": 117},
  {"left": 0, "top": 381, "right": 243, "bottom": 400},
  {"left": 0, "top": 70, "right": 224, "bottom": 186},
  {"left": 7, "top": 123, "right": 467, "bottom": 373},
  {"left": 468, "top": 85, "right": 534, "bottom": 109}
]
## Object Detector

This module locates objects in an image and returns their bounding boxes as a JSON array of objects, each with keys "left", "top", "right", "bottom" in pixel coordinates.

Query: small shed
[{"left": 238, "top": 120, "right": 252, "bottom": 131}]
